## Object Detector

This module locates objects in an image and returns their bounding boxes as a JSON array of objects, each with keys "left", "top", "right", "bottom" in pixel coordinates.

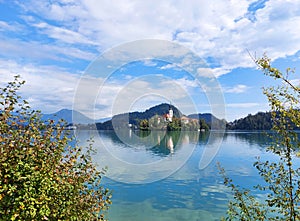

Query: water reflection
[
  {"left": 75, "top": 130, "right": 275, "bottom": 159},
  {"left": 73, "top": 130, "right": 298, "bottom": 220},
  {"left": 77, "top": 130, "right": 201, "bottom": 183},
  {"left": 73, "top": 130, "right": 285, "bottom": 188},
  {"left": 95, "top": 129, "right": 204, "bottom": 157},
  {"left": 223, "top": 131, "right": 274, "bottom": 149}
]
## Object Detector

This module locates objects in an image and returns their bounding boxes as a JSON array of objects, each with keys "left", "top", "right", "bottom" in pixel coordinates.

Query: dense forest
[
  {"left": 227, "top": 112, "right": 273, "bottom": 130},
  {"left": 226, "top": 111, "right": 300, "bottom": 130}
]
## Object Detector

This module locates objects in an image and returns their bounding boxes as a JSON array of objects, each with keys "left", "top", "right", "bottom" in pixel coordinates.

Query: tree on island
[
  {"left": 167, "top": 117, "right": 181, "bottom": 131},
  {"left": 0, "top": 76, "right": 112, "bottom": 221},
  {"left": 139, "top": 114, "right": 210, "bottom": 131},
  {"left": 199, "top": 119, "right": 210, "bottom": 131},
  {"left": 220, "top": 55, "right": 300, "bottom": 220},
  {"left": 139, "top": 119, "right": 149, "bottom": 130}
]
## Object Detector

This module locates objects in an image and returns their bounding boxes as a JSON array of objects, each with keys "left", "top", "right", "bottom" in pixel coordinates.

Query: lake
[{"left": 75, "top": 130, "right": 297, "bottom": 221}]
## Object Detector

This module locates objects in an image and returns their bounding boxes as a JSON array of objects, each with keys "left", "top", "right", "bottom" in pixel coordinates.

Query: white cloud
[
  {"left": 160, "top": 63, "right": 178, "bottom": 70},
  {"left": 33, "top": 22, "right": 96, "bottom": 45},
  {"left": 142, "top": 59, "right": 157, "bottom": 67},
  {"left": 12, "top": 0, "right": 300, "bottom": 74},
  {"left": 161, "top": 77, "right": 199, "bottom": 93},
  {"left": 210, "top": 67, "right": 233, "bottom": 78},
  {"left": 0, "top": 21, "right": 22, "bottom": 32},
  {"left": 87, "top": 75, "right": 198, "bottom": 118},
  {"left": 224, "top": 84, "right": 250, "bottom": 93},
  {"left": 196, "top": 68, "right": 216, "bottom": 78},
  {"left": 226, "top": 103, "right": 259, "bottom": 108},
  {"left": 290, "top": 79, "right": 300, "bottom": 87},
  {"left": 0, "top": 59, "right": 220, "bottom": 120},
  {"left": 0, "top": 37, "right": 96, "bottom": 62},
  {"left": 0, "top": 60, "right": 80, "bottom": 113}
]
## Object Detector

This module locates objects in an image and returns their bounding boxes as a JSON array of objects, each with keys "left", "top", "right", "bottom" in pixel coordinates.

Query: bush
[
  {"left": 220, "top": 55, "right": 300, "bottom": 220},
  {"left": 0, "top": 76, "right": 112, "bottom": 221}
]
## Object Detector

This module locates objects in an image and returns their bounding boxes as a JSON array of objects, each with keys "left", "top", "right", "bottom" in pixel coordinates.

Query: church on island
[
  {"left": 144, "top": 106, "right": 206, "bottom": 131},
  {"left": 163, "top": 106, "right": 173, "bottom": 122}
]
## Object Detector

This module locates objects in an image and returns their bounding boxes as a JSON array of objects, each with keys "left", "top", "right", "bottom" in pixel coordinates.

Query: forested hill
[
  {"left": 227, "top": 111, "right": 300, "bottom": 130},
  {"left": 227, "top": 112, "right": 273, "bottom": 130},
  {"left": 96, "top": 103, "right": 182, "bottom": 130},
  {"left": 96, "top": 103, "right": 226, "bottom": 130},
  {"left": 129, "top": 103, "right": 182, "bottom": 120}
]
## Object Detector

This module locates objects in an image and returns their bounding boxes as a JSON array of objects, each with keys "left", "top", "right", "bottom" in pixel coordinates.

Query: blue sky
[{"left": 0, "top": 0, "right": 300, "bottom": 121}]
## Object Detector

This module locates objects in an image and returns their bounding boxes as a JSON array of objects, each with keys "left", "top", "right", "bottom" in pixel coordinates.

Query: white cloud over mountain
[{"left": 1, "top": 0, "right": 300, "bottom": 120}]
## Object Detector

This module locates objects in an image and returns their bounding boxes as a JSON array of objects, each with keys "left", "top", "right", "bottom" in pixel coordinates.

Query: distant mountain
[
  {"left": 42, "top": 109, "right": 95, "bottom": 124},
  {"left": 96, "top": 103, "right": 182, "bottom": 130},
  {"left": 98, "top": 117, "right": 112, "bottom": 123},
  {"left": 188, "top": 113, "right": 226, "bottom": 130}
]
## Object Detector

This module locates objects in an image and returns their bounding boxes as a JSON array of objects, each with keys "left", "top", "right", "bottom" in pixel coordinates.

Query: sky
[{"left": 0, "top": 0, "right": 300, "bottom": 121}]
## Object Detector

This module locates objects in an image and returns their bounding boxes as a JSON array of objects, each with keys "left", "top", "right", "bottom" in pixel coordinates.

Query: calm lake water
[{"left": 75, "top": 130, "right": 298, "bottom": 221}]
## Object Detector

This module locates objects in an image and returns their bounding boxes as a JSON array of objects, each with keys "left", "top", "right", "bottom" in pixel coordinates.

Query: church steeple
[{"left": 168, "top": 105, "right": 173, "bottom": 122}]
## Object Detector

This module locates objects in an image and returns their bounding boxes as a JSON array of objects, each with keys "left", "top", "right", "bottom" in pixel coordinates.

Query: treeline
[
  {"left": 226, "top": 111, "right": 300, "bottom": 130},
  {"left": 80, "top": 110, "right": 300, "bottom": 131},
  {"left": 227, "top": 112, "right": 273, "bottom": 130}
]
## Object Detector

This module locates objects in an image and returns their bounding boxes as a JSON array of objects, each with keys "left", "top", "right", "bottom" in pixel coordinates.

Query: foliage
[
  {"left": 220, "top": 55, "right": 300, "bottom": 220},
  {"left": 148, "top": 114, "right": 166, "bottom": 130},
  {"left": 199, "top": 119, "right": 210, "bottom": 131},
  {"left": 167, "top": 117, "right": 181, "bottom": 131},
  {"left": 0, "top": 76, "right": 112, "bottom": 221},
  {"left": 139, "top": 119, "right": 149, "bottom": 130}
]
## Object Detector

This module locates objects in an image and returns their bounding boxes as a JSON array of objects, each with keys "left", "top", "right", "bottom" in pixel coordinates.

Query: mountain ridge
[
  {"left": 96, "top": 103, "right": 225, "bottom": 130},
  {"left": 41, "top": 103, "right": 226, "bottom": 130},
  {"left": 41, "top": 107, "right": 300, "bottom": 131},
  {"left": 41, "top": 109, "right": 109, "bottom": 124}
]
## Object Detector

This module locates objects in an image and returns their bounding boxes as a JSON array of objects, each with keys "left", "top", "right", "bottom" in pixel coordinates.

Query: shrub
[{"left": 0, "top": 76, "right": 112, "bottom": 221}]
